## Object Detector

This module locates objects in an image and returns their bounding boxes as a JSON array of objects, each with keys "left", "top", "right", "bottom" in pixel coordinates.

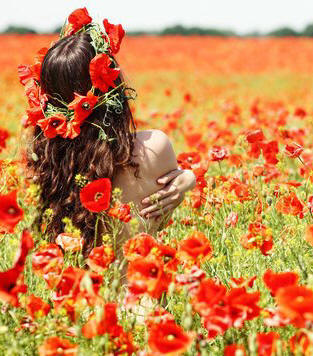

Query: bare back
[{"left": 100, "top": 129, "right": 178, "bottom": 251}]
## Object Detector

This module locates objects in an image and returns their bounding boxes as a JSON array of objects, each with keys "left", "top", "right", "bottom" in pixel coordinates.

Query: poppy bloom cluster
[
  {"left": 124, "top": 233, "right": 177, "bottom": 299},
  {"left": 18, "top": 7, "right": 125, "bottom": 140},
  {"left": 240, "top": 222, "right": 274, "bottom": 256},
  {"left": 191, "top": 277, "right": 261, "bottom": 339}
]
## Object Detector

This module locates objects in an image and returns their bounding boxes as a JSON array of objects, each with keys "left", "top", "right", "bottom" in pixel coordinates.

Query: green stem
[{"left": 94, "top": 214, "right": 100, "bottom": 248}]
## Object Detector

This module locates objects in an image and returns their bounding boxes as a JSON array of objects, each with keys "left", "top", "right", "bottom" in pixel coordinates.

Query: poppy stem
[
  {"left": 94, "top": 214, "right": 100, "bottom": 248},
  {"left": 298, "top": 155, "right": 307, "bottom": 167},
  {"left": 218, "top": 161, "right": 223, "bottom": 175}
]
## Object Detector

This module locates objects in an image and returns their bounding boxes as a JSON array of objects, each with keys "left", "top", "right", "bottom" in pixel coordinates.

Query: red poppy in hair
[
  {"left": 68, "top": 90, "right": 98, "bottom": 123},
  {"left": 37, "top": 114, "right": 67, "bottom": 139},
  {"left": 89, "top": 53, "right": 120, "bottom": 93},
  {"left": 24, "top": 107, "right": 45, "bottom": 128},
  {"left": 103, "top": 19, "right": 125, "bottom": 55},
  {"left": 68, "top": 7, "right": 92, "bottom": 34},
  {"left": 80, "top": 178, "right": 111, "bottom": 212},
  {"left": 0, "top": 190, "right": 24, "bottom": 233}
]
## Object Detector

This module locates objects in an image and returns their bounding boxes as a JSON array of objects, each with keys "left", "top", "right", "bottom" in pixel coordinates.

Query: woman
[{"left": 22, "top": 10, "right": 196, "bottom": 258}]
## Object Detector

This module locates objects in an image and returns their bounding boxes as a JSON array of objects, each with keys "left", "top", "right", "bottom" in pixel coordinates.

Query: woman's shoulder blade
[{"left": 134, "top": 129, "right": 178, "bottom": 173}]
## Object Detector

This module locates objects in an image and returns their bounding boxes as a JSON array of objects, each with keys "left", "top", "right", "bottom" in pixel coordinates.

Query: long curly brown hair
[{"left": 26, "top": 33, "right": 138, "bottom": 255}]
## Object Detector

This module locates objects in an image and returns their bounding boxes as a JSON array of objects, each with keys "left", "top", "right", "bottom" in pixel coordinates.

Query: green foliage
[
  {"left": 160, "top": 25, "right": 235, "bottom": 36},
  {"left": 267, "top": 27, "right": 300, "bottom": 37},
  {"left": 3, "top": 26, "right": 37, "bottom": 34}
]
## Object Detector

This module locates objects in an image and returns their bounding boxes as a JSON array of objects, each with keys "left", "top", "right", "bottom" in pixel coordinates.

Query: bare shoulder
[{"left": 133, "top": 129, "right": 178, "bottom": 175}]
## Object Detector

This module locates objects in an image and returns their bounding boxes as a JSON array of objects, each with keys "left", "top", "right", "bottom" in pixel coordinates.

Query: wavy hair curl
[{"left": 26, "top": 33, "right": 138, "bottom": 255}]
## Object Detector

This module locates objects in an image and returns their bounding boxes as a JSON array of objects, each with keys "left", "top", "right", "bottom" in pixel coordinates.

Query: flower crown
[{"left": 18, "top": 7, "right": 132, "bottom": 140}]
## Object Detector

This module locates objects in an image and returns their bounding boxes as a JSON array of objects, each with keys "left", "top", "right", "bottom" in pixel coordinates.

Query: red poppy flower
[
  {"left": 31, "top": 47, "right": 48, "bottom": 81},
  {"left": 103, "top": 19, "right": 125, "bottom": 55},
  {"left": 256, "top": 332, "right": 280, "bottom": 356},
  {"left": 23, "top": 107, "right": 45, "bottom": 128},
  {"left": 240, "top": 223, "right": 273, "bottom": 256},
  {"left": 79, "top": 178, "right": 111, "bottom": 212},
  {"left": 290, "top": 331, "right": 313, "bottom": 355},
  {"left": 178, "top": 231, "right": 213, "bottom": 265},
  {"left": 123, "top": 233, "right": 158, "bottom": 261},
  {"left": 89, "top": 53, "right": 120, "bottom": 93},
  {"left": 230, "top": 276, "right": 256, "bottom": 289},
  {"left": 156, "top": 244, "right": 179, "bottom": 272},
  {"left": 86, "top": 244, "right": 115, "bottom": 273},
  {"left": 68, "top": 7, "right": 92, "bottom": 34},
  {"left": 276, "top": 285, "right": 313, "bottom": 327},
  {"left": 148, "top": 319, "right": 194, "bottom": 355},
  {"left": 0, "top": 230, "right": 33, "bottom": 306},
  {"left": 0, "top": 190, "right": 24, "bottom": 233},
  {"left": 191, "top": 278, "right": 227, "bottom": 316},
  {"left": 68, "top": 90, "right": 98, "bottom": 123},
  {"left": 17, "top": 65, "right": 34, "bottom": 86},
  {"left": 203, "top": 305, "right": 233, "bottom": 339},
  {"left": 224, "top": 344, "right": 247, "bottom": 356},
  {"left": 226, "top": 287, "right": 261, "bottom": 326},
  {"left": 108, "top": 202, "right": 132, "bottom": 222},
  {"left": 177, "top": 152, "right": 201, "bottom": 169},
  {"left": 0, "top": 127, "right": 9, "bottom": 152},
  {"left": 263, "top": 269, "right": 299, "bottom": 296},
  {"left": 246, "top": 129, "right": 265, "bottom": 143},
  {"left": 24, "top": 79, "right": 47, "bottom": 109},
  {"left": 26, "top": 294, "right": 51, "bottom": 319},
  {"left": 276, "top": 191, "right": 304, "bottom": 218},
  {"left": 61, "top": 119, "right": 82, "bottom": 139},
  {"left": 209, "top": 146, "right": 229, "bottom": 161},
  {"left": 260, "top": 141, "right": 279, "bottom": 165},
  {"left": 285, "top": 142, "right": 304, "bottom": 158},
  {"left": 32, "top": 243, "right": 64, "bottom": 288},
  {"left": 82, "top": 302, "right": 122, "bottom": 338},
  {"left": 54, "top": 267, "right": 103, "bottom": 303},
  {"left": 294, "top": 107, "right": 307, "bottom": 118},
  {"left": 127, "top": 255, "right": 172, "bottom": 299},
  {"left": 38, "top": 337, "right": 78, "bottom": 356},
  {"left": 37, "top": 114, "right": 67, "bottom": 139},
  {"left": 184, "top": 93, "right": 192, "bottom": 102}
]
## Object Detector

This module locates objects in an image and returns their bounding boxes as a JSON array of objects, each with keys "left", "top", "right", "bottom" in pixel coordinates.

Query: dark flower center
[
  {"left": 51, "top": 120, "right": 60, "bottom": 128},
  {"left": 7, "top": 207, "right": 18, "bottom": 215},
  {"left": 167, "top": 333, "right": 177, "bottom": 341},
  {"left": 163, "top": 255, "right": 172, "bottom": 263},
  {"left": 94, "top": 192, "right": 104, "bottom": 201},
  {"left": 82, "top": 102, "right": 90, "bottom": 110},
  {"left": 150, "top": 267, "right": 158, "bottom": 277}
]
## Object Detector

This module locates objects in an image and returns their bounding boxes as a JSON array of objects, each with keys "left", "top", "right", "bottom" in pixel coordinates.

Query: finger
[
  {"left": 141, "top": 185, "right": 178, "bottom": 205},
  {"left": 156, "top": 169, "right": 183, "bottom": 185},
  {"left": 148, "top": 204, "right": 176, "bottom": 218},
  {"left": 141, "top": 194, "right": 181, "bottom": 216}
]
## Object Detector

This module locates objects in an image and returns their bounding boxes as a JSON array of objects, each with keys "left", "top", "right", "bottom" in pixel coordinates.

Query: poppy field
[{"left": 2, "top": 34, "right": 313, "bottom": 355}]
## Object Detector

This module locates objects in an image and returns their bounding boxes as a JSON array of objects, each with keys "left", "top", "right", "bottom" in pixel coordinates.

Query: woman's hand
[{"left": 139, "top": 169, "right": 196, "bottom": 219}]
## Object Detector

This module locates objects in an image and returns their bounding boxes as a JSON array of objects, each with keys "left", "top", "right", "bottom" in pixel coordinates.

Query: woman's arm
[{"left": 140, "top": 168, "right": 196, "bottom": 219}]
